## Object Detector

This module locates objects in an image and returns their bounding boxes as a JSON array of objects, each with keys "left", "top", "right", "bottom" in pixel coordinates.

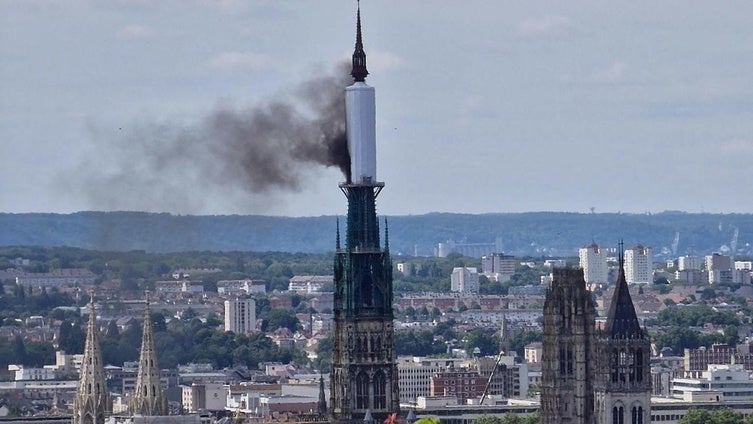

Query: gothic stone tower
[
  {"left": 594, "top": 248, "right": 651, "bottom": 424},
  {"left": 541, "top": 268, "right": 596, "bottom": 424},
  {"left": 330, "top": 3, "right": 399, "bottom": 422},
  {"left": 73, "top": 298, "right": 109, "bottom": 424},
  {"left": 129, "top": 294, "right": 167, "bottom": 416}
]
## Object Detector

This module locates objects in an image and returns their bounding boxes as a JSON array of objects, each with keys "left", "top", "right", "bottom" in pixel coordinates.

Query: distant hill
[{"left": 1, "top": 211, "right": 752, "bottom": 258}]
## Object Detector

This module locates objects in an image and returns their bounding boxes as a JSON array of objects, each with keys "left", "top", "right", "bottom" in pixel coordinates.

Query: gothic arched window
[
  {"left": 374, "top": 371, "right": 387, "bottom": 409},
  {"left": 356, "top": 372, "right": 369, "bottom": 410},
  {"left": 613, "top": 405, "right": 624, "bottom": 424},
  {"left": 636, "top": 348, "right": 644, "bottom": 383},
  {"left": 619, "top": 350, "right": 627, "bottom": 383},
  {"left": 638, "top": 406, "right": 643, "bottom": 424}
]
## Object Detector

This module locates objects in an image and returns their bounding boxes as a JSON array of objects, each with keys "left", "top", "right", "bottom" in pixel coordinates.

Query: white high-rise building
[
  {"left": 450, "top": 267, "right": 479, "bottom": 293},
  {"left": 224, "top": 298, "right": 256, "bottom": 334},
  {"left": 578, "top": 242, "right": 608, "bottom": 284},
  {"left": 625, "top": 245, "right": 652, "bottom": 284}
]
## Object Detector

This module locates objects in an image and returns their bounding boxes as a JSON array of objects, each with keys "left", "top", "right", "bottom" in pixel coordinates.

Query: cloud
[
  {"left": 596, "top": 61, "right": 628, "bottom": 82},
  {"left": 517, "top": 15, "right": 574, "bottom": 38},
  {"left": 117, "top": 24, "right": 153, "bottom": 40},
  {"left": 720, "top": 138, "right": 753, "bottom": 154},
  {"left": 207, "top": 51, "right": 274, "bottom": 72}
]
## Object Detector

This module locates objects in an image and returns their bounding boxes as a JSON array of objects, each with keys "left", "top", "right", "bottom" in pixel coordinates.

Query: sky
[{"left": 1, "top": 0, "right": 753, "bottom": 217}]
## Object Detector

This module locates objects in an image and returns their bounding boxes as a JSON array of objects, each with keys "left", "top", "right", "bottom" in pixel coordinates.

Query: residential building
[
  {"left": 397, "top": 357, "right": 464, "bottom": 403},
  {"left": 677, "top": 256, "right": 701, "bottom": 271},
  {"left": 579, "top": 242, "right": 608, "bottom": 284},
  {"left": 672, "top": 364, "right": 753, "bottom": 401},
  {"left": 217, "top": 279, "right": 266, "bottom": 295},
  {"left": 481, "top": 253, "right": 516, "bottom": 283},
  {"left": 288, "top": 275, "right": 333, "bottom": 294},
  {"left": 430, "top": 369, "right": 486, "bottom": 404},
  {"left": 451, "top": 267, "right": 479, "bottom": 294},
  {"left": 625, "top": 245, "right": 652, "bottom": 284},
  {"left": 224, "top": 299, "right": 256, "bottom": 334}
]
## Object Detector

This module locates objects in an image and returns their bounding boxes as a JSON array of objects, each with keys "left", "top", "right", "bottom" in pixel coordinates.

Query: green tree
[
  {"left": 12, "top": 335, "right": 26, "bottom": 363},
  {"left": 262, "top": 309, "right": 301, "bottom": 332},
  {"left": 714, "top": 408, "right": 743, "bottom": 424},
  {"left": 678, "top": 408, "right": 712, "bottom": 424},
  {"left": 58, "top": 320, "right": 86, "bottom": 354},
  {"left": 473, "top": 416, "right": 505, "bottom": 424},
  {"left": 314, "top": 334, "right": 332, "bottom": 373},
  {"left": 463, "top": 329, "right": 499, "bottom": 356},
  {"left": 522, "top": 412, "right": 540, "bottom": 424}
]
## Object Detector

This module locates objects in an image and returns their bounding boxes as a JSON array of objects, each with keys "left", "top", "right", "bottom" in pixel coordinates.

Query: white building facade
[
  {"left": 224, "top": 299, "right": 256, "bottom": 334},
  {"left": 451, "top": 267, "right": 480, "bottom": 294},
  {"left": 625, "top": 245, "right": 652, "bottom": 284},
  {"left": 579, "top": 243, "right": 608, "bottom": 284}
]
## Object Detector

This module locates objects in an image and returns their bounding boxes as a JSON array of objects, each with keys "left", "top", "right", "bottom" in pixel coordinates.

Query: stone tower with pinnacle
[
  {"left": 540, "top": 268, "right": 596, "bottom": 424},
  {"left": 594, "top": 244, "right": 651, "bottom": 424},
  {"left": 72, "top": 296, "right": 109, "bottom": 424},
  {"left": 130, "top": 293, "right": 167, "bottom": 416}
]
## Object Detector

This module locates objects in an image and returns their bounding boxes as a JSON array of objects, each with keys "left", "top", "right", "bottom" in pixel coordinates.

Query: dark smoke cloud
[{"left": 69, "top": 62, "right": 351, "bottom": 214}]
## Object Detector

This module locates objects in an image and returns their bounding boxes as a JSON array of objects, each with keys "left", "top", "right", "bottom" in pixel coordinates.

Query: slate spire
[
  {"left": 351, "top": 0, "right": 369, "bottom": 82},
  {"left": 604, "top": 241, "right": 643, "bottom": 338}
]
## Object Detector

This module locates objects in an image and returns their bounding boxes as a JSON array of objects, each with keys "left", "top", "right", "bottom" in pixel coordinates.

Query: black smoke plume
[{"left": 71, "top": 62, "right": 352, "bottom": 214}]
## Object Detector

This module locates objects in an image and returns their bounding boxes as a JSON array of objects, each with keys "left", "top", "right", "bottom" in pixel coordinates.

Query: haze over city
[{"left": 2, "top": 1, "right": 752, "bottom": 216}]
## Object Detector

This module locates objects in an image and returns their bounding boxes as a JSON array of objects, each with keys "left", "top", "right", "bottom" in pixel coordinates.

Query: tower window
[
  {"left": 636, "top": 349, "right": 643, "bottom": 383},
  {"left": 356, "top": 372, "right": 369, "bottom": 410},
  {"left": 374, "top": 371, "right": 387, "bottom": 409}
]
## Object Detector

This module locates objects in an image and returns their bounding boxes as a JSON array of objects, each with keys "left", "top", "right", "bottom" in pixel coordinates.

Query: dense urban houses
[{"left": 329, "top": 3, "right": 399, "bottom": 422}]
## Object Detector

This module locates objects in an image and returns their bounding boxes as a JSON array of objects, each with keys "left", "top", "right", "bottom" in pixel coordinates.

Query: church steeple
[
  {"left": 594, "top": 241, "right": 651, "bottom": 424},
  {"left": 332, "top": 3, "right": 398, "bottom": 421},
  {"left": 604, "top": 241, "right": 643, "bottom": 339},
  {"left": 351, "top": 0, "right": 368, "bottom": 82},
  {"left": 73, "top": 295, "right": 109, "bottom": 424},
  {"left": 130, "top": 292, "right": 167, "bottom": 416}
]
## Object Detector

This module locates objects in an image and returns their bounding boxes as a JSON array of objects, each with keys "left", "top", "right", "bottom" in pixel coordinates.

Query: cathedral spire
[
  {"left": 131, "top": 291, "right": 167, "bottom": 416},
  {"left": 351, "top": 0, "right": 368, "bottom": 82},
  {"left": 604, "top": 240, "right": 643, "bottom": 338},
  {"left": 73, "top": 294, "right": 109, "bottom": 424}
]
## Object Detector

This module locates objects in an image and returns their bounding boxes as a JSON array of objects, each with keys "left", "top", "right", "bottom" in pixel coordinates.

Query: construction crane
[{"left": 479, "top": 350, "right": 507, "bottom": 404}]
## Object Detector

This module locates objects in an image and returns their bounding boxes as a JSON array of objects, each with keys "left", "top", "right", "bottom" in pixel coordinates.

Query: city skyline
[{"left": 2, "top": 1, "right": 752, "bottom": 217}]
